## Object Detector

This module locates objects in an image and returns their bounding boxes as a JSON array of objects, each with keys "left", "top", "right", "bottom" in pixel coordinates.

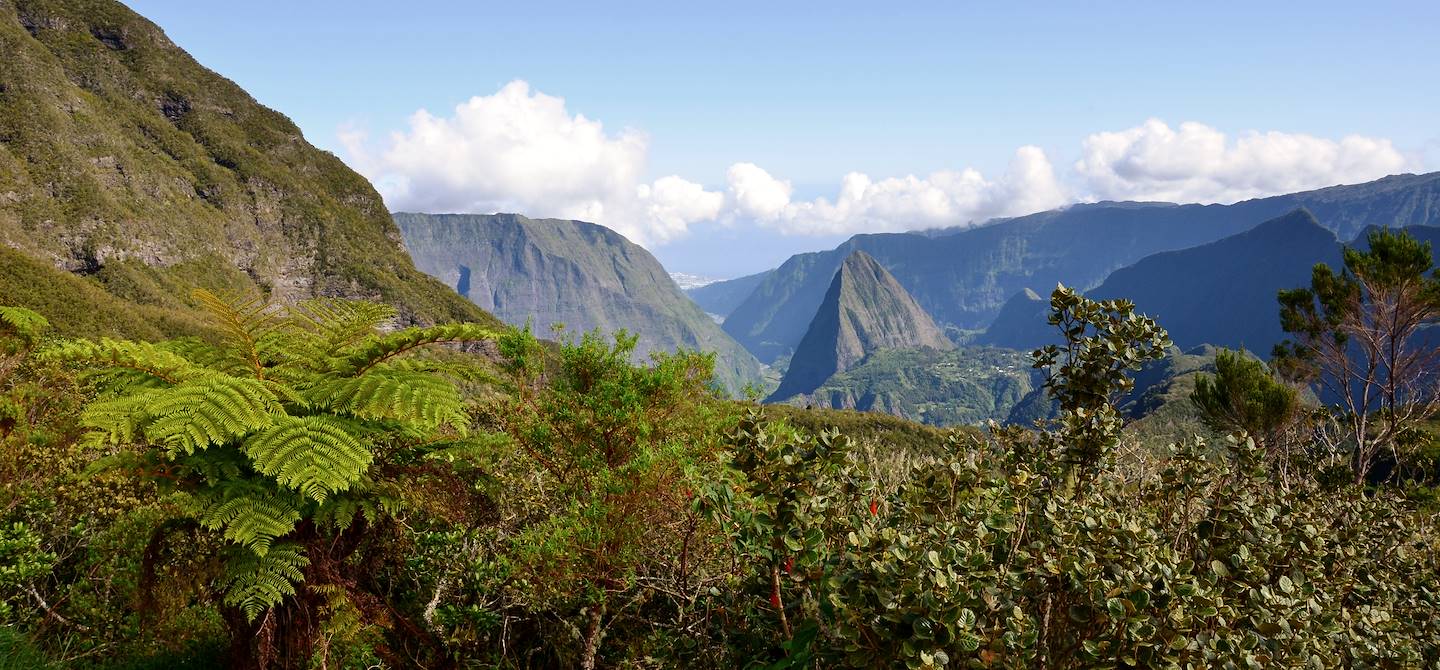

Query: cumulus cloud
[
  {"left": 726, "top": 146, "right": 1069, "bottom": 236},
  {"left": 339, "top": 80, "right": 722, "bottom": 246},
  {"left": 340, "top": 84, "right": 1417, "bottom": 247},
  {"left": 1075, "top": 119, "right": 1410, "bottom": 204}
]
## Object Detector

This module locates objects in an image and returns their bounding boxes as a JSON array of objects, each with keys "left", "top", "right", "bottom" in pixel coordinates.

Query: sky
[{"left": 126, "top": 0, "right": 1440, "bottom": 277}]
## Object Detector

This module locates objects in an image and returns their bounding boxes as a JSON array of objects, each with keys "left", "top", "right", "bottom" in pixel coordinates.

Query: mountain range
[
  {"left": 720, "top": 174, "right": 1440, "bottom": 363},
  {"left": 396, "top": 212, "right": 762, "bottom": 394}
]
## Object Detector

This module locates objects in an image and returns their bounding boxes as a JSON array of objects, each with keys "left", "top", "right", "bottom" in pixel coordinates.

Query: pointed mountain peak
[{"left": 768, "top": 252, "right": 951, "bottom": 401}]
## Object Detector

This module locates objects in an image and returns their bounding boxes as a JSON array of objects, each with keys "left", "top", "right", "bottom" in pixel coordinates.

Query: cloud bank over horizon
[{"left": 340, "top": 80, "right": 1420, "bottom": 247}]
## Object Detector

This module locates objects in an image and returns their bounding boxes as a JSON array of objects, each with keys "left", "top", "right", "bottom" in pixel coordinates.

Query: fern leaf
[
  {"left": 221, "top": 543, "right": 308, "bottom": 621},
  {"left": 0, "top": 306, "right": 49, "bottom": 344},
  {"left": 144, "top": 373, "right": 282, "bottom": 454},
  {"left": 195, "top": 488, "right": 303, "bottom": 555},
  {"left": 339, "top": 323, "right": 501, "bottom": 376},
  {"left": 80, "top": 389, "right": 163, "bottom": 446},
  {"left": 243, "top": 416, "right": 373, "bottom": 503},
  {"left": 303, "top": 369, "right": 467, "bottom": 431},
  {"left": 289, "top": 299, "right": 397, "bottom": 357},
  {"left": 192, "top": 289, "right": 280, "bottom": 379},
  {"left": 48, "top": 339, "right": 200, "bottom": 385}
]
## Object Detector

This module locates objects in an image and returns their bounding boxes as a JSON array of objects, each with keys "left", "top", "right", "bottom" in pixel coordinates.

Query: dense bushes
[{"left": 1, "top": 286, "right": 1438, "bottom": 668}]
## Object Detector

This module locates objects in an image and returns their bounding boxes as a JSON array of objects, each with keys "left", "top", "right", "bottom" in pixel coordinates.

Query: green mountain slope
[
  {"left": 0, "top": 0, "right": 494, "bottom": 331},
  {"left": 780, "top": 346, "right": 1038, "bottom": 427},
  {"left": 395, "top": 212, "right": 762, "bottom": 395},
  {"left": 724, "top": 173, "right": 1440, "bottom": 362},
  {"left": 975, "top": 288, "right": 1051, "bottom": 351},
  {"left": 685, "top": 270, "right": 772, "bottom": 319},
  {"left": 769, "top": 251, "right": 952, "bottom": 401}
]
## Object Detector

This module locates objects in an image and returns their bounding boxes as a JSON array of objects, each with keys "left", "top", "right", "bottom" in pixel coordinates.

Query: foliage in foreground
[{"left": 0, "top": 284, "right": 1437, "bottom": 669}]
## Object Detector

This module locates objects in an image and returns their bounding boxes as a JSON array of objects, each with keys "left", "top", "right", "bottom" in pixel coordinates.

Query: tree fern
[
  {"left": 57, "top": 290, "right": 504, "bottom": 631},
  {"left": 243, "top": 416, "right": 373, "bottom": 503},
  {"left": 221, "top": 543, "right": 309, "bottom": 621}
]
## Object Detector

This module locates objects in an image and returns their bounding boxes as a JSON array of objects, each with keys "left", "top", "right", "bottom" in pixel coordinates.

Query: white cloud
[
  {"left": 341, "top": 85, "right": 1417, "bottom": 246},
  {"left": 339, "top": 80, "right": 721, "bottom": 246},
  {"left": 1075, "top": 119, "right": 1411, "bottom": 204},
  {"left": 726, "top": 146, "right": 1068, "bottom": 236}
]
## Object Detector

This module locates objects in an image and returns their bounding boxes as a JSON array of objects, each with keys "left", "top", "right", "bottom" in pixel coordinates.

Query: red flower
[{"left": 869, "top": 499, "right": 879, "bottom": 517}]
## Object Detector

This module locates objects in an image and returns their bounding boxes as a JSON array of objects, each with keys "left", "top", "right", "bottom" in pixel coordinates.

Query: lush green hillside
[
  {"left": 396, "top": 212, "right": 762, "bottom": 395},
  {"left": 724, "top": 173, "right": 1440, "bottom": 362},
  {"left": 769, "top": 251, "right": 952, "bottom": 401},
  {"left": 685, "top": 270, "right": 772, "bottom": 319},
  {"left": 778, "top": 346, "right": 1038, "bottom": 427},
  {"left": 0, "top": 0, "right": 495, "bottom": 330}
]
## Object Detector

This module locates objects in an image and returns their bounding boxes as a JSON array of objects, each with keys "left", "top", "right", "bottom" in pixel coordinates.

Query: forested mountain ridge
[
  {"left": 769, "top": 250, "right": 951, "bottom": 401},
  {"left": 723, "top": 172, "right": 1440, "bottom": 362},
  {"left": 396, "top": 212, "right": 763, "bottom": 394},
  {"left": 0, "top": 0, "right": 494, "bottom": 331}
]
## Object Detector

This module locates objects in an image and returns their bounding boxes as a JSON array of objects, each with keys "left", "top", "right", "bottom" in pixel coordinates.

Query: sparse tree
[{"left": 1274, "top": 229, "right": 1440, "bottom": 484}]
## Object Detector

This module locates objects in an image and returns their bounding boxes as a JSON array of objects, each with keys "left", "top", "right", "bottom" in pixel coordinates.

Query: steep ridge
[
  {"left": 0, "top": 0, "right": 492, "bottom": 329},
  {"left": 723, "top": 173, "right": 1440, "bottom": 362},
  {"left": 396, "top": 212, "right": 762, "bottom": 395},
  {"left": 768, "top": 251, "right": 951, "bottom": 401}
]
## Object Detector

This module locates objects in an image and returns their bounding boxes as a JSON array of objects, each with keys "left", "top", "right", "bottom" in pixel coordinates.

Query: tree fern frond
[
  {"left": 243, "top": 416, "right": 373, "bottom": 503},
  {"left": 145, "top": 373, "right": 283, "bottom": 454},
  {"left": 192, "top": 289, "right": 280, "bottom": 379},
  {"left": 289, "top": 299, "right": 397, "bottom": 357},
  {"left": 303, "top": 370, "right": 467, "bottom": 431},
  {"left": 80, "top": 389, "right": 164, "bottom": 446},
  {"left": 0, "top": 306, "right": 49, "bottom": 344},
  {"left": 339, "top": 323, "right": 502, "bottom": 376},
  {"left": 312, "top": 494, "right": 380, "bottom": 531},
  {"left": 48, "top": 339, "right": 200, "bottom": 385},
  {"left": 221, "top": 543, "right": 308, "bottom": 621},
  {"left": 195, "top": 488, "right": 303, "bottom": 555}
]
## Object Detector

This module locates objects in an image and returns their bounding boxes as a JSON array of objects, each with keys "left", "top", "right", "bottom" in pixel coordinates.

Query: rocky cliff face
[
  {"left": 395, "top": 212, "right": 763, "bottom": 395},
  {"left": 769, "top": 250, "right": 951, "bottom": 401},
  {"left": 0, "top": 0, "right": 492, "bottom": 328}
]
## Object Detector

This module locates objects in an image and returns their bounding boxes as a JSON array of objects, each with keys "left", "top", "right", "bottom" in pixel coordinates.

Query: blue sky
[{"left": 127, "top": 1, "right": 1440, "bottom": 276}]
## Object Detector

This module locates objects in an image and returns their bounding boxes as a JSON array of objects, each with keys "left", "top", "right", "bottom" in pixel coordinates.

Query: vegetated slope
[
  {"left": 768, "top": 251, "right": 951, "bottom": 401},
  {"left": 779, "top": 346, "right": 1039, "bottom": 427},
  {"left": 723, "top": 173, "right": 1440, "bottom": 362},
  {"left": 685, "top": 270, "right": 772, "bottom": 319},
  {"left": 396, "top": 212, "right": 762, "bottom": 395},
  {"left": 0, "top": 0, "right": 494, "bottom": 332}
]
